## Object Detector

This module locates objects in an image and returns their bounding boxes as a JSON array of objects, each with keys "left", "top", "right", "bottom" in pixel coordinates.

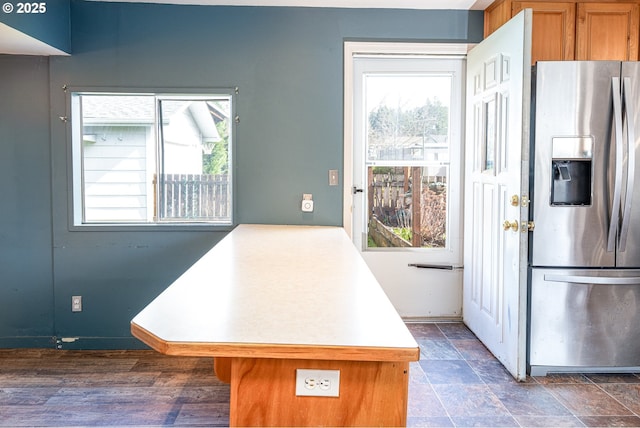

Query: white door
[
  {"left": 463, "top": 10, "right": 532, "bottom": 381},
  {"left": 344, "top": 43, "right": 467, "bottom": 318}
]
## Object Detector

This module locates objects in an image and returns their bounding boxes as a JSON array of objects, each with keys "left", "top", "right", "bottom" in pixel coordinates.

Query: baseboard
[
  {"left": 0, "top": 336, "right": 57, "bottom": 348},
  {"left": 402, "top": 316, "right": 463, "bottom": 323},
  {"left": 0, "top": 336, "right": 151, "bottom": 350},
  {"left": 54, "top": 336, "right": 151, "bottom": 350}
]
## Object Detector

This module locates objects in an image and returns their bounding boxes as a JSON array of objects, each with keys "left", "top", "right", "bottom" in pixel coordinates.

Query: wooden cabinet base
[
  {"left": 213, "top": 357, "right": 231, "bottom": 383},
  {"left": 228, "top": 357, "right": 410, "bottom": 427}
]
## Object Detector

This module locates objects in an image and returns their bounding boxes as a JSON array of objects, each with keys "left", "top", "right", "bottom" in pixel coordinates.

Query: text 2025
[{"left": 17, "top": 2, "right": 46, "bottom": 13}]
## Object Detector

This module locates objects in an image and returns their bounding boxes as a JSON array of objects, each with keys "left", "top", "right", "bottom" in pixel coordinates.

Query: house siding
[{"left": 82, "top": 125, "right": 150, "bottom": 222}]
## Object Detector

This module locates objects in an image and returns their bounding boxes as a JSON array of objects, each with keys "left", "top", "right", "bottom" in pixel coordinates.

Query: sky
[{"left": 365, "top": 73, "right": 452, "bottom": 113}]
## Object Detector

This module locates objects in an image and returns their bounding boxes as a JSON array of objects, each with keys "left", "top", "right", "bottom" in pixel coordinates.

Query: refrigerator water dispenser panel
[{"left": 550, "top": 137, "right": 593, "bottom": 206}]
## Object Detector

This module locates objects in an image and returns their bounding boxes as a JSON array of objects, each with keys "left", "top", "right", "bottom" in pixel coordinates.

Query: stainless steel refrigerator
[{"left": 529, "top": 61, "right": 640, "bottom": 376}]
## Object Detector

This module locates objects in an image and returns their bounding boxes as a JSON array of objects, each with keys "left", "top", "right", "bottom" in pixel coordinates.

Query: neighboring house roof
[
  {"left": 372, "top": 134, "right": 449, "bottom": 148},
  {"left": 186, "top": 101, "right": 220, "bottom": 142},
  {"left": 82, "top": 95, "right": 155, "bottom": 125},
  {"left": 81, "top": 94, "right": 229, "bottom": 143}
]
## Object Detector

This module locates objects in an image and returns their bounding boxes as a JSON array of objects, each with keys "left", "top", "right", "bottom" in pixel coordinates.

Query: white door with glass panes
[
  {"left": 345, "top": 44, "right": 465, "bottom": 318},
  {"left": 463, "top": 10, "right": 532, "bottom": 381}
]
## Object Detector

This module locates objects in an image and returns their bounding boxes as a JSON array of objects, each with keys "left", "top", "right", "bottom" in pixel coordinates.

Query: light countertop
[{"left": 131, "top": 224, "right": 419, "bottom": 362}]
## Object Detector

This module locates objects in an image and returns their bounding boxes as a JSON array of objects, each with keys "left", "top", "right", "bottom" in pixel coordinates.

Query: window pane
[
  {"left": 365, "top": 74, "right": 450, "bottom": 162},
  {"left": 75, "top": 93, "right": 233, "bottom": 225},
  {"left": 367, "top": 166, "right": 448, "bottom": 249},
  {"left": 484, "top": 97, "right": 496, "bottom": 171},
  {"left": 364, "top": 73, "right": 451, "bottom": 249},
  {"left": 157, "top": 99, "right": 231, "bottom": 223},
  {"left": 80, "top": 95, "right": 155, "bottom": 223}
]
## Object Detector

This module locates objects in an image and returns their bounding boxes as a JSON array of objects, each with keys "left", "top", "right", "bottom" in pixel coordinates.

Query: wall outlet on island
[{"left": 295, "top": 369, "right": 340, "bottom": 397}]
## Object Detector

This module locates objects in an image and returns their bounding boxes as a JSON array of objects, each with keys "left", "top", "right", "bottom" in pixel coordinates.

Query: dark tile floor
[
  {"left": 406, "top": 322, "right": 640, "bottom": 427},
  {"left": 1, "top": 323, "right": 639, "bottom": 427}
]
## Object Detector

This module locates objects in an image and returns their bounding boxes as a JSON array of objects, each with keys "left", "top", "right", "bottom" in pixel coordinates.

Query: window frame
[
  {"left": 358, "top": 61, "right": 462, "bottom": 251},
  {"left": 67, "top": 86, "right": 237, "bottom": 231}
]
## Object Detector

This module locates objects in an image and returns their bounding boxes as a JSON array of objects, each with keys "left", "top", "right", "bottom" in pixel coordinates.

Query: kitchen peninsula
[{"left": 131, "top": 224, "right": 420, "bottom": 426}]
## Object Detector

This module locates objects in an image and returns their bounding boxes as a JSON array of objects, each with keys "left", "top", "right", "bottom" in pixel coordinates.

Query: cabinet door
[
  {"left": 513, "top": 2, "right": 575, "bottom": 63},
  {"left": 576, "top": 2, "right": 640, "bottom": 60},
  {"left": 484, "top": 0, "right": 513, "bottom": 37}
]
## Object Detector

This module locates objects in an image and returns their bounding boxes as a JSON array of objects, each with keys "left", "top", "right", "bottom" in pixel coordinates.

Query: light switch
[{"left": 329, "top": 170, "right": 339, "bottom": 186}]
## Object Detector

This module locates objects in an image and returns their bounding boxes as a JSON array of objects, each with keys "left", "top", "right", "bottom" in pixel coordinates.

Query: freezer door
[
  {"left": 617, "top": 62, "right": 640, "bottom": 268},
  {"left": 531, "top": 61, "right": 619, "bottom": 268},
  {"left": 529, "top": 268, "right": 640, "bottom": 370}
]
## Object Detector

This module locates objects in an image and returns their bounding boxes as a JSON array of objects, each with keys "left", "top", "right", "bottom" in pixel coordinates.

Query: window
[
  {"left": 363, "top": 71, "right": 456, "bottom": 248},
  {"left": 70, "top": 91, "right": 234, "bottom": 226}
]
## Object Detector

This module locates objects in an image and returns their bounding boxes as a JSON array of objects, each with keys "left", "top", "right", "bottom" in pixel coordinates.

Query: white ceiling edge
[
  {"left": 88, "top": 0, "right": 494, "bottom": 10},
  {"left": 0, "top": 23, "right": 69, "bottom": 56}
]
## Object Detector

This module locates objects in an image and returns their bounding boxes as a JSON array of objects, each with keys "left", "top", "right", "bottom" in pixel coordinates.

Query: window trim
[{"left": 66, "top": 86, "right": 237, "bottom": 232}]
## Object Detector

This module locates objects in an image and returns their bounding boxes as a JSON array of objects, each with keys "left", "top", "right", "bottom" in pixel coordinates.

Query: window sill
[{"left": 68, "top": 222, "right": 236, "bottom": 233}]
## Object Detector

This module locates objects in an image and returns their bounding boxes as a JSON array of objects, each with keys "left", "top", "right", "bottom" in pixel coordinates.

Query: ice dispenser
[{"left": 550, "top": 137, "right": 593, "bottom": 206}]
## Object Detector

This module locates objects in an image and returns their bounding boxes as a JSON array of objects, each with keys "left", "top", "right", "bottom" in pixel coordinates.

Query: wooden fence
[
  {"left": 370, "top": 173, "right": 409, "bottom": 226},
  {"left": 158, "top": 174, "right": 230, "bottom": 221},
  {"left": 369, "top": 172, "right": 447, "bottom": 248}
]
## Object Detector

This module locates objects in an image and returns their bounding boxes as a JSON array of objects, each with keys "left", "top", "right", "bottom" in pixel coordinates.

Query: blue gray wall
[
  {"left": 0, "top": 55, "right": 54, "bottom": 346},
  {"left": 0, "top": 0, "right": 483, "bottom": 348}
]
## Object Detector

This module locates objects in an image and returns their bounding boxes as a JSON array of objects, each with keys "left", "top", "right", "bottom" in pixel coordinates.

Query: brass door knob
[{"left": 503, "top": 220, "right": 519, "bottom": 232}]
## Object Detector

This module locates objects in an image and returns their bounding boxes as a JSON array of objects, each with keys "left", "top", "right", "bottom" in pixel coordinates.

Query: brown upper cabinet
[
  {"left": 484, "top": 0, "right": 640, "bottom": 63},
  {"left": 513, "top": 2, "right": 575, "bottom": 62},
  {"left": 576, "top": 3, "right": 639, "bottom": 60}
]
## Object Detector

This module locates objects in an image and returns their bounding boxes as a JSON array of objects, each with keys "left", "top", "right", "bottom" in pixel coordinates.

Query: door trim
[{"left": 342, "top": 42, "right": 474, "bottom": 238}]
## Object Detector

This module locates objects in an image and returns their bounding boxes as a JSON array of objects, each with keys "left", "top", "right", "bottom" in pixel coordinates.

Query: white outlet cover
[
  {"left": 295, "top": 369, "right": 340, "bottom": 397},
  {"left": 301, "top": 199, "right": 314, "bottom": 212}
]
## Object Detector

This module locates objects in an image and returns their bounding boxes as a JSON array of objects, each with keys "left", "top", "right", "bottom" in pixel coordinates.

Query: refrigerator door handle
[
  {"left": 619, "top": 77, "right": 635, "bottom": 252},
  {"left": 544, "top": 274, "right": 640, "bottom": 285},
  {"left": 608, "top": 77, "right": 624, "bottom": 253}
]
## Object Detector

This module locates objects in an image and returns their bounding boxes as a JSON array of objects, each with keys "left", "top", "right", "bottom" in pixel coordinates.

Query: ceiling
[
  {"left": 0, "top": 23, "right": 69, "bottom": 56},
  {"left": 1, "top": 0, "right": 491, "bottom": 56},
  {"left": 93, "top": 0, "right": 493, "bottom": 9}
]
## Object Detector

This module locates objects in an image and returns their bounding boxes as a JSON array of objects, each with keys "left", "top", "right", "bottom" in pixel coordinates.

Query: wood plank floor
[
  {"left": 0, "top": 349, "right": 230, "bottom": 426},
  {"left": 1, "top": 323, "right": 640, "bottom": 427}
]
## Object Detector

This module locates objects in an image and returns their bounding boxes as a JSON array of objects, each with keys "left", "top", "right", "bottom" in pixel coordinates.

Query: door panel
[{"left": 463, "top": 10, "right": 531, "bottom": 381}]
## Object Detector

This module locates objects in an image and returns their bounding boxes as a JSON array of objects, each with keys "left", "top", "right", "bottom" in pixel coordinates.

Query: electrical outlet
[
  {"left": 295, "top": 369, "right": 340, "bottom": 397},
  {"left": 72, "top": 295, "right": 82, "bottom": 312},
  {"left": 301, "top": 193, "right": 314, "bottom": 212}
]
